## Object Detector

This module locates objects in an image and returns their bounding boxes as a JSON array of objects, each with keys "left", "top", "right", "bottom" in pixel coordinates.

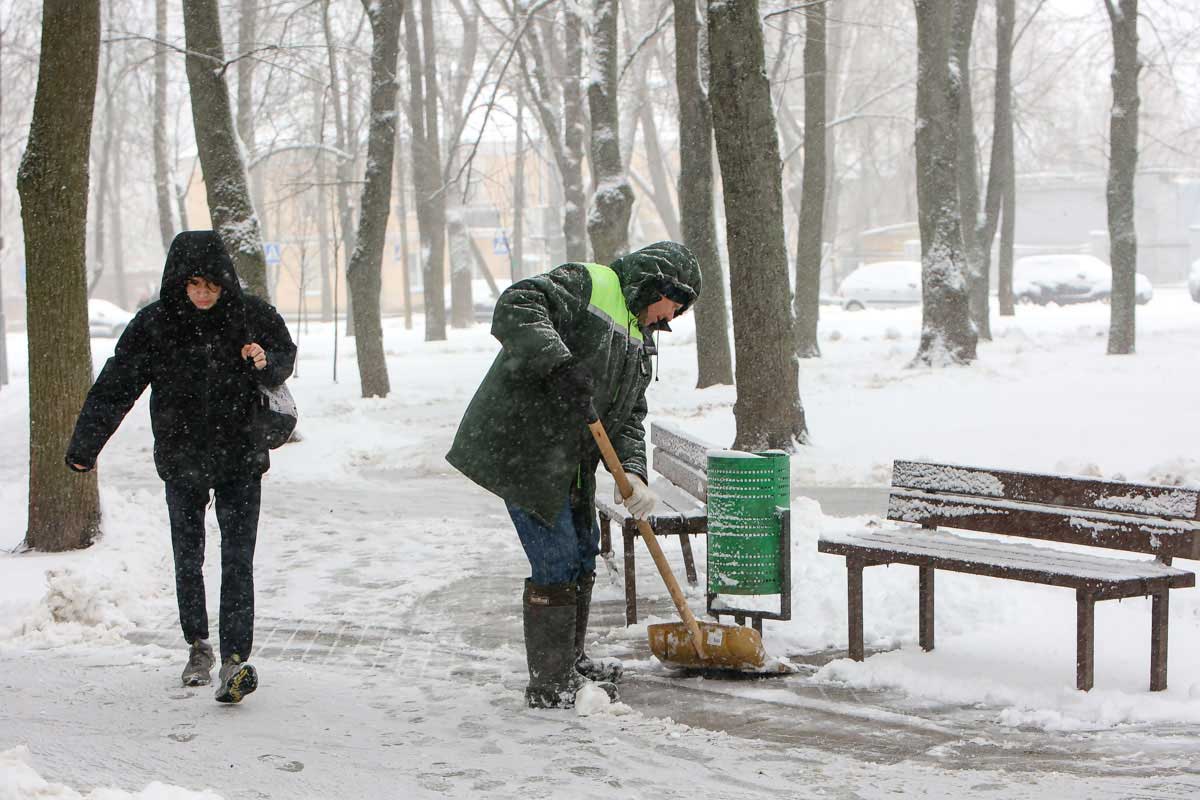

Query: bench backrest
[
  {"left": 888, "top": 460, "right": 1200, "bottom": 560},
  {"left": 650, "top": 422, "right": 712, "bottom": 503}
]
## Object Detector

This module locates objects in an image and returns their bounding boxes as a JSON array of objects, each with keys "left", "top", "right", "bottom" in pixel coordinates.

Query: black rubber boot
[
  {"left": 523, "top": 580, "right": 584, "bottom": 708},
  {"left": 574, "top": 571, "right": 624, "bottom": 684}
]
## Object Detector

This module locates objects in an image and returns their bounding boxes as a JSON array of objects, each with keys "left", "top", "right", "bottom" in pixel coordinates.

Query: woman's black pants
[{"left": 164, "top": 478, "right": 261, "bottom": 662}]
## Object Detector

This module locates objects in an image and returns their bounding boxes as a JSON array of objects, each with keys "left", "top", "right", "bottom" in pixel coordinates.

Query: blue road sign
[{"left": 264, "top": 242, "right": 281, "bottom": 265}]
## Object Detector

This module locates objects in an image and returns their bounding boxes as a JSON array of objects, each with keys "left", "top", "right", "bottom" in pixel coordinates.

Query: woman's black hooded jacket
[{"left": 66, "top": 231, "right": 297, "bottom": 485}]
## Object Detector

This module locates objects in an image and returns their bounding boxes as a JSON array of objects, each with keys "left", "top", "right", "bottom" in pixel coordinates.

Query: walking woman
[{"left": 66, "top": 231, "right": 296, "bottom": 704}]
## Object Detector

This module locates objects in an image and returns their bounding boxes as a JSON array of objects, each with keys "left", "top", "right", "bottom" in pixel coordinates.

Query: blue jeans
[{"left": 506, "top": 493, "right": 600, "bottom": 585}]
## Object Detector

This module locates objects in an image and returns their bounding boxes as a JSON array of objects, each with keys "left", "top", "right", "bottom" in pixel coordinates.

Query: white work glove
[{"left": 619, "top": 474, "right": 658, "bottom": 520}]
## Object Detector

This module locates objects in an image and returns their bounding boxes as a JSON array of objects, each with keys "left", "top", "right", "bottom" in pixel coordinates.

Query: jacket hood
[
  {"left": 609, "top": 241, "right": 703, "bottom": 325},
  {"left": 160, "top": 230, "right": 243, "bottom": 309}
]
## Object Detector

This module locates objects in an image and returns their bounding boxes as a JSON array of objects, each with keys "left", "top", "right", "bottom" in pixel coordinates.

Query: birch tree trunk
[
  {"left": 793, "top": 0, "right": 826, "bottom": 358},
  {"left": 674, "top": 0, "right": 731, "bottom": 387},
  {"left": 587, "top": 0, "right": 634, "bottom": 265},
  {"left": 17, "top": 0, "right": 102, "bottom": 551},
  {"left": 182, "top": 0, "right": 268, "bottom": 299},
  {"left": 1104, "top": 0, "right": 1139, "bottom": 355},
  {"left": 347, "top": 0, "right": 401, "bottom": 398},
  {"left": 153, "top": 0, "right": 175, "bottom": 253},
  {"left": 911, "top": 0, "right": 977, "bottom": 366},
  {"left": 708, "top": 0, "right": 808, "bottom": 450}
]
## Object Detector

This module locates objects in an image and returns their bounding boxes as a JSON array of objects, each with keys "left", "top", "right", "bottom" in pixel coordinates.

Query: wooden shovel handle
[{"left": 587, "top": 412, "right": 706, "bottom": 659}]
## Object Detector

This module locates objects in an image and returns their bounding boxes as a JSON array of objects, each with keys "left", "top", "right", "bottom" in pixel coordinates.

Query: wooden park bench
[
  {"left": 597, "top": 422, "right": 792, "bottom": 632},
  {"left": 818, "top": 460, "right": 1199, "bottom": 691},
  {"left": 597, "top": 422, "right": 709, "bottom": 625}
]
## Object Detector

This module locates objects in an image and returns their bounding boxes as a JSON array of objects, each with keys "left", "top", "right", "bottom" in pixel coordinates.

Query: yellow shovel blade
[{"left": 648, "top": 620, "right": 766, "bottom": 670}]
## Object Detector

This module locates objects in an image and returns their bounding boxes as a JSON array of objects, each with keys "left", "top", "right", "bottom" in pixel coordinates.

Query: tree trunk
[
  {"left": 1105, "top": 0, "right": 1139, "bottom": 355},
  {"left": 314, "top": 79, "right": 334, "bottom": 322},
  {"left": 395, "top": 127, "right": 413, "bottom": 329},
  {"left": 953, "top": 0, "right": 988, "bottom": 341},
  {"left": 237, "top": 0, "right": 265, "bottom": 244},
  {"left": 708, "top": 0, "right": 808, "bottom": 450},
  {"left": 111, "top": 105, "right": 128, "bottom": 310},
  {"left": 405, "top": 0, "right": 447, "bottom": 340},
  {"left": 987, "top": 0, "right": 1015, "bottom": 317},
  {"left": 793, "top": 0, "right": 826, "bottom": 359},
  {"left": 17, "top": 0, "right": 102, "bottom": 551},
  {"left": 637, "top": 88, "right": 681, "bottom": 242},
  {"left": 562, "top": 7, "right": 588, "bottom": 262},
  {"left": 674, "top": 0, "right": 732, "bottom": 388},
  {"left": 182, "top": 0, "right": 268, "bottom": 299},
  {"left": 91, "top": 21, "right": 113, "bottom": 298},
  {"left": 512, "top": 86, "right": 526, "bottom": 281},
  {"left": 347, "top": 0, "right": 400, "bottom": 399},
  {"left": 321, "top": 0, "right": 357, "bottom": 331},
  {"left": 911, "top": 0, "right": 977, "bottom": 366},
  {"left": 153, "top": 0, "right": 175, "bottom": 253},
  {"left": 586, "top": 0, "right": 634, "bottom": 265}
]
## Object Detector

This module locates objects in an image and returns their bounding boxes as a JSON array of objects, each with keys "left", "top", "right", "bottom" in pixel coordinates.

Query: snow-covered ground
[{"left": 1, "top": 290, "right": 1198, "bottom": 798}]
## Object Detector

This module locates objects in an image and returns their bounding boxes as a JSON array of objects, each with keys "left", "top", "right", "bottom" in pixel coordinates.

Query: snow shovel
[{"left": 586, "top": 408, "right": 766, "bottom": 671}]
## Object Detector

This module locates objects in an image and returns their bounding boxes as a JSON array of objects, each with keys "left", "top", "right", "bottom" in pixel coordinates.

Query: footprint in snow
[{"left": 258, "top": 754, "right": 304, "bottom": 772}]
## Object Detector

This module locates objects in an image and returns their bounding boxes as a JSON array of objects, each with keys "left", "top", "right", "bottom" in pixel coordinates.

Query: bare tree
[
  {"left": 153, "top": 0, "right": 175, "bottom": 253},
  {"left": 17, "top": 0, "right": 102, "bottom": 551},
  {"left": 405, "top": 0, "right": 447, "bottom": 341},
  {"left": 794, "top": 0, "right": 827, "bottom": 358},
  {"left": 182, "top": 0, "right": 268, "bottom": 299},
  {"left": 674, "top": 0, "right": 732, "bottom": 387},
  {"left": 321, "top": 0, "right": 358, "bottom": 321},
  {"left": 1104, "top": 0, "right": 1139, "bottom": 355},
  {"left": 587, "top": 0, "right": 635, "bottom": 264},
  {"left": 708, "top": 0, "right": 808, "bottom": 450},
  {"left": 953, "top": 0, "right": 988, "bottom": 340},
  {"left": 912, "top": 0, "right": 977, "bottom": 366},
  {"left": 346, "top": 0, "right": 401, "bottom": 398},
  {"left": 987, "top": 0, "right": 1016, "bottom": 317},
  {"left": 509, "top": 0, "right": 588, "bottom": 261}
]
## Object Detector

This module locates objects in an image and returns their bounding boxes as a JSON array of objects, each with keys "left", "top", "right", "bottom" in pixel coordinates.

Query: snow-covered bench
[
  {"left": 596, "top": 422, "right": 710, "bottom": 625},
  {"left": 818, "top": 461, "right": 1199, "bottom": 691}
]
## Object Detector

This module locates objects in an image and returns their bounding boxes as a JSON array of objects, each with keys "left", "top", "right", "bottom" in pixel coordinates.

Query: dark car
[{"left": 1013, "top": 254, "right": 1152, "bottom": 306}]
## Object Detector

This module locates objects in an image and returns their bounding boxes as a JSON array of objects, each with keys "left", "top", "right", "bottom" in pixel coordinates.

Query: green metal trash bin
[{"left": 706, "top": 450, "right": 789, "bottom": 595}]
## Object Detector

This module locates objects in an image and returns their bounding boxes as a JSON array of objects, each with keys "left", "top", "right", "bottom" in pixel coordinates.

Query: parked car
[
  {"left": 1189, "top": 260, "right": 1200, "bottom": 302},
  {"left": 835, "top": 260, "right": 922, "bottom": 310},
  {"left": 88, "top": 298, "right": 134, "bottom": 338},
  {"left": 1012, "top": 254, "right": 1151, "bottom": 306}
]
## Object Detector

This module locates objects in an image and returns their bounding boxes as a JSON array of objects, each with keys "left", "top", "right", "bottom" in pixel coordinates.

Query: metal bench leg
[
  {"left": 623, "top": 524, "right": 637, "bottom": 625},
  {"left": 848, "top": 557, "right": 865, "bottom": 661},
  {"left": 919, "top": 566, "right": 935, "bottom": 652},
  {"left": 678, "top": 533, "right": 698, "bottom": 586},
  {"left": 1151, "top": 589, "right": 1169, "bottom": 692},
  {"left": 1076, "top": 589, "right": 1095, "bottom": 691},
  {"left": 599, "top": 513, "right": 612, "bottom": 559}
]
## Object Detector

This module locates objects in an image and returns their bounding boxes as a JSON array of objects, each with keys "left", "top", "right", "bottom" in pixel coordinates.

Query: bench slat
[
  {"left": 893, "top": 460, "right": 1200, "bottom": 520},
  {"left": 652, "top": 449, "right": 708, "bottom": 502},
  {"left": 887, "top": 490, "right": 1200, "bottom": 560},
  {"left": 650, "top": 422, "right": 715, "bottom": 473},
  {"left": 819, "top": 529, "right": 1196, "bottom": 590}
]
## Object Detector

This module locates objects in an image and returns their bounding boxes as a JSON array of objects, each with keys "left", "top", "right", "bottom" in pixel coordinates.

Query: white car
[
  {"left": 1013, "top": 254, "right": 1152, "bottom": 306},
  {"left": 836, "top": 260, "right": 922, "bottom": 310},
  {"left": 88, "top": 298, "right": 134, "bottom": 338},
  {"left": 1189, "top": 260, "right": 1200, "bottom": 302}
]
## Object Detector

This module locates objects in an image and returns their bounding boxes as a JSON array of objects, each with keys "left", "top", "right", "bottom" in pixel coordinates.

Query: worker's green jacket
[{"left": 446, "top": 242, "right": 701, "bottom": 525}]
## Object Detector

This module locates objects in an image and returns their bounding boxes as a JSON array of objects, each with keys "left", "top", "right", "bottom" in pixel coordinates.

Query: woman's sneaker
[
  {"left": 181, "top": 639, "right": 215, "bottom": 687},
  {"left": 214, "top": 655, "right": 258, "bottom": 703}
]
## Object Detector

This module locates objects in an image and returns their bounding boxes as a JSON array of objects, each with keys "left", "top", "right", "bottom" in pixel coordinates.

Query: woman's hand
[{"left": 241, "top": 343, "right": 267, "bottom": 370}]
